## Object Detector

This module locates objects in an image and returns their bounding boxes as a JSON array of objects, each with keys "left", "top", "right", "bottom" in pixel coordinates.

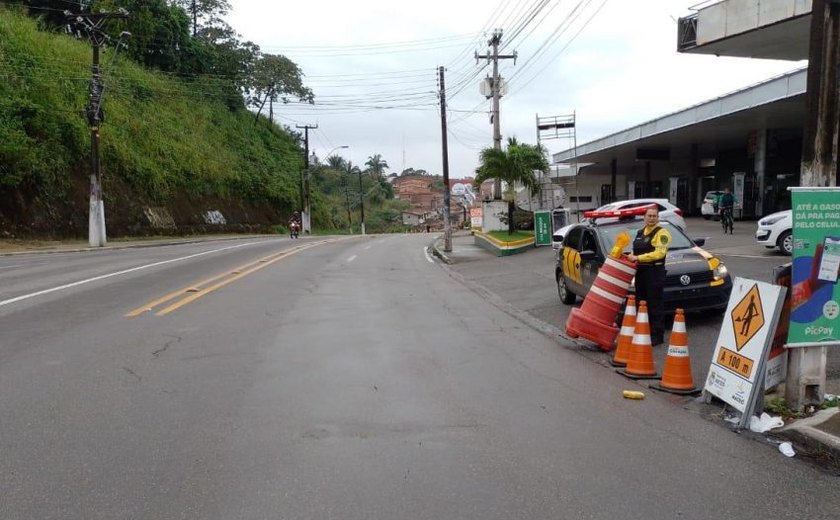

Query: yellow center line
[{"left": 125, "top": 239, "right": 337, "bottom": 317}]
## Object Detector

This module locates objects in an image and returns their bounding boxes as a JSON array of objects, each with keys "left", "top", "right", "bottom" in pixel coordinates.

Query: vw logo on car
[{"left": 680, "top": 274, "right": 691, "bottom": 286}]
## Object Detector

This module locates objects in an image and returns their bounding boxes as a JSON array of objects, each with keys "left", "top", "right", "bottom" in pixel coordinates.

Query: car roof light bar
[{"left": 582, "top": 205, "right": 654, "bottom": 221}]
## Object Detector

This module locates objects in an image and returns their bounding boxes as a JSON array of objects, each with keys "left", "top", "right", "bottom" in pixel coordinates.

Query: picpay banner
[{"left": 788, "top": 187, "right": 840, "bottom": 347}]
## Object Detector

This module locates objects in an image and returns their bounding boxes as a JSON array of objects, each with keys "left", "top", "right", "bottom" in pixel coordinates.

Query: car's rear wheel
[
  {"left": 777, "top": 230, "right": 792, "bottom": 256},
  {"left": 557, "top": 272, "right": 577, "bottom": 304}
]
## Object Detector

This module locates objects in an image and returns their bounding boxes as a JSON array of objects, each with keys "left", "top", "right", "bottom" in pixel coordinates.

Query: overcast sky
[{"left": 226, "top": 0, "right": 804, "bottom": 179}]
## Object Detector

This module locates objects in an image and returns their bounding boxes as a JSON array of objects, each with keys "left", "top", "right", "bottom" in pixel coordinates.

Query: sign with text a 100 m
[{"left": 704, "top": 277, "right": 785, "bottom": 413}]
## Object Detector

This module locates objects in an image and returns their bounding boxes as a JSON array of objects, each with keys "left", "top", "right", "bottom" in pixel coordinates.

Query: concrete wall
[{"left": 698, "top": 0, "right": 812, "bottom": 45}]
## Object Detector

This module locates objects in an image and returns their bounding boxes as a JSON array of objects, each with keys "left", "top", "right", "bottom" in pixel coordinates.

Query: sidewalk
[{"left": 432, "top": 226, "right": 840, "bottom": 474}]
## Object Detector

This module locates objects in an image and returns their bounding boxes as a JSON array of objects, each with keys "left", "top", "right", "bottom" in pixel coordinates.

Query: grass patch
[
  {"left": 486, "top": 230, "right": 534, "bottom": 242},
  {"left": 764, "top": 397, "right": 804, "bottom": 420}
]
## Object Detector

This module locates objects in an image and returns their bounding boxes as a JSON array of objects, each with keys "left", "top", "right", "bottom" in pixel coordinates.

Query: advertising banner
[
  {"left": 470, "top": 207, "right": 483, "bottom": 230},
  {"left": 733, "top": 172, "right": 745, "bottom": 217},
  {"left": 788, "top": 187, "right": 840, "bottom": 347},
  {"left": 766, "top": 264, "right": 791, "bottom": 389}
]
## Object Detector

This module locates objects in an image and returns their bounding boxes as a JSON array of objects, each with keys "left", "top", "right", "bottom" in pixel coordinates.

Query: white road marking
[
  {"left": 347, "top": 255, "right": 357, "bottom": 263},
  {"left": 714, "top": 253, "right": 776, "bottom": 259},
  {"left": 0, "top": 242, "right": 259, "bottom": 308}
]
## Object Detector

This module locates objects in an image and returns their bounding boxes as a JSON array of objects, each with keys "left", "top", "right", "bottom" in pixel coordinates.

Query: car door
[
  {"left": 578, "top": 229, "right": 603, "bottom": 291},
  {"left": 560, "top": 226, "right": 585, "bottom": 294}
]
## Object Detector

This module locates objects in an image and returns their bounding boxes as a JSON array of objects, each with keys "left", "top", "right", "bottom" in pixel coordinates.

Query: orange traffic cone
[
  {"left": 565, "top": 255, "right": 637, "bottom": 351},
  {"left": 652, "top": 309, "right": 698, "bottom": 394},
  {"left": 618, "top": 301, "right": 660, "bottom": 380},
  {"left": 610, "top": 296, "right": 636, "bottom": 367}
]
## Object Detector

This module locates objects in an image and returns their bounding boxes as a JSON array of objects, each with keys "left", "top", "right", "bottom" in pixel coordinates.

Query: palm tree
[
  {"left": 474, "top": 137, "right": 549, "bottom": 235},
  {"left": 326, "top": 155, "right": 347, "bottom": 171},
  {"left": 365, "top": 154, "right": 389, "bottom": 182}
]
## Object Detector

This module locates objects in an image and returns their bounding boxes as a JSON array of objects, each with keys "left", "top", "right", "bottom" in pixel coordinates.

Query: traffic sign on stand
[
  {"left": 731, "top": 284, "right": 765, "bottom": 351},
  {"left": 704, "top": 277, "right": 786, "bottom": 428},
  {"left": 534, "top": 210, "right": 551, "bottom": 247}
]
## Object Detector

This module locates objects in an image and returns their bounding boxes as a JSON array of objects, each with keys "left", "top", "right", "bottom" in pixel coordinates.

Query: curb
[
  {"left": 777, "top": 408, "right": 840, "bottom": 471},
  {"left": 0, "top": 234, "right": 283, "bottom": 257},
  {"left": 430, "top": 237, "right": 453, "bottom": 264}
]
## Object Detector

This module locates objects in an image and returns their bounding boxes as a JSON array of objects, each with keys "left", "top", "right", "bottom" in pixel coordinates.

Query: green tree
[
  {"left": 326, "top": 154, "right": 347, "bottom": 170},
  {"left": 110, "top": 0, "right": 193, "bottom": 73},
  {"left": 248, "top": 54, "right": 313, "bottom": 125},
  {"left": 173, "top": 0, "right": 230, "bottom": 37},
  {"left": 474, "top": 137, "right": 549, "bottom": 234},
  {"left": 365, "top": 154, "right": 389, "bottom": 182}
]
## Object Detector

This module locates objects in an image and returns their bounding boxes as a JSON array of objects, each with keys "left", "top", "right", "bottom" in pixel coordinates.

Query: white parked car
[
  {"left": 756, "top": 209, "right": 792, "bottom": 255},
  {"left": 701, "top": 190, "right": 723, "bottom": 219},
  {"left": 589, "top": 199, "right": 687, "bottom": 229},
  {"left": 550, "top": 198, "right": 686, "bottom": 248}
]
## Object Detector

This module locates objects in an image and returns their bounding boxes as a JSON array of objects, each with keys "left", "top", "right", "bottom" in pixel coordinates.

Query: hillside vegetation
[{"left": 0, "top": 9, "right": 307, "bottom": 238}]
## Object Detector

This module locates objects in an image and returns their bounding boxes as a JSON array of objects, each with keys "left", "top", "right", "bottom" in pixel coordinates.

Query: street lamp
[{"left": 304, "top": 145, "right": 348, "bottom": 234}]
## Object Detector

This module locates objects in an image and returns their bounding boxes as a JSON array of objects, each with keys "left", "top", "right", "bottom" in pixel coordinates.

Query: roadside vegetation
[
  {"left": 474, "top": 137, "right": 549, "bottom": 235},
  {"left": 0, "top": 2, "right": 421, "bottom": 238}
]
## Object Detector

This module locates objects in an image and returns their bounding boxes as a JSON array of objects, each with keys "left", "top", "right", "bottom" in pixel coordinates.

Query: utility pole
[
  {"left": 66, "top": 8, "right": 129, "bottom": 247},
  {"left": 438, "top": 66, "right": 452, "bottom": 252},
  {"left": 357, "top": 166, "right": 366, "bottom": 235},
  {"left": 787, "top": 0, "right": 840, "bottom": 410},
  {"left": 344, "top": 163, "right": 353, "bottom": 233},
  {"left": 476, "top": 30, "right": 516, "bottom": 200},
  {"left": 191, "top": 0, "right": 197, "bottom": 37},
  {"left": 296, "top": 124, "right": 318, "bottom": 235}
]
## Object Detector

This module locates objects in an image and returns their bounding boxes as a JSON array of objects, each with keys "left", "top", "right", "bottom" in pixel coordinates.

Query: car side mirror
[{"left": 692, "top": 237, "right": 706, "bottom": 247}]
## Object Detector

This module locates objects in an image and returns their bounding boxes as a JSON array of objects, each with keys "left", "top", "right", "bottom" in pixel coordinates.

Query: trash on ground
[
  {"left": 749, "top": 412, "right": 785, "bottom": 433},
  {"left": 778, "top": 442, "right": 795, "bottom": 457},
  {"left": 622, "top": 390, "right": 645, "bottom": 400}
]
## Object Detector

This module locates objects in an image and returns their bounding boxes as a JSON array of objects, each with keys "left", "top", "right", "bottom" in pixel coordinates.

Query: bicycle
[{"left": 720, "top": 207, "right": 734, "bottom": 234}]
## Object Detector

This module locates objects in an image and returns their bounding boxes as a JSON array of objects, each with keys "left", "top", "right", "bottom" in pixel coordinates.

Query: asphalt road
[{"left": 1, "top": 231, "right": 839, "bottom": 519}]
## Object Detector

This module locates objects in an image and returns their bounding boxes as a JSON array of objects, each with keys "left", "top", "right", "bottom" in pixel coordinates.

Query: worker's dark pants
[{"left": 635, "top": 264, "right": 666, "bottom": 342}]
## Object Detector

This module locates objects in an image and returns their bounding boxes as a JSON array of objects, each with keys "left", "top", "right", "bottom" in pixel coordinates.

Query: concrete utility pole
[
  {"left": 801, "top": 0, "right": 839, "bottom": 187},
  {"left": 296, "top": 124, "right": 318, "bottom": 234},
  {"left": 438, "top": 66, "right": 452, "bottom": 252},
  {"left": 66, "top": 9, "right": 129, "bottom": 248},
  {"left": 344, "top": 172, "right": 352, "bottom": 234},
  {"left": 476, "top": 30, "right": 516, "bottom": 199},
  {"left": 357, "top": 165, "right": 366, "bottom": 235},
  {"left": 788, "top": 0, "right": 840, "bottom": 410}
]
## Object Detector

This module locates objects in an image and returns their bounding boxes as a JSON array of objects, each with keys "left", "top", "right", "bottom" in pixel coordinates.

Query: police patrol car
[{"left": 555, "top": 206, "right": 732, "bottom": 313}]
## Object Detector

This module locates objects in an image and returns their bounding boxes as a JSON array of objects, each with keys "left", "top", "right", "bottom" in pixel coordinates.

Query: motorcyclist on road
[{"left": 289, "top": 213, "right": 301, "bottom": 238}]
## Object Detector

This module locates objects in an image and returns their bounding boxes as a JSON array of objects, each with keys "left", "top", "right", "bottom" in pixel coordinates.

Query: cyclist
[{"left": 719, "top": 187, "right": 735, "bottom": 234}]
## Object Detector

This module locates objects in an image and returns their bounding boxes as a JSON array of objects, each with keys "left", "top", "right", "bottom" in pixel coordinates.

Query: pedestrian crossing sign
[{"left": 731, "top": 284, "right": 764, "bottom": 351}]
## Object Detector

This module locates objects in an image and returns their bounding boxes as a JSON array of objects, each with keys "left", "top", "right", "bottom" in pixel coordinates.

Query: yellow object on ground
[{"left": 622, "top": 390, "right": 645, "bottom": 400}]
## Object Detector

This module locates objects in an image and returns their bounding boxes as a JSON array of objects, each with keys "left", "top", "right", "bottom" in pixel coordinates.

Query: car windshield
[{"left": 596, "top": 221, "right": 696, "bottom": 253}]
